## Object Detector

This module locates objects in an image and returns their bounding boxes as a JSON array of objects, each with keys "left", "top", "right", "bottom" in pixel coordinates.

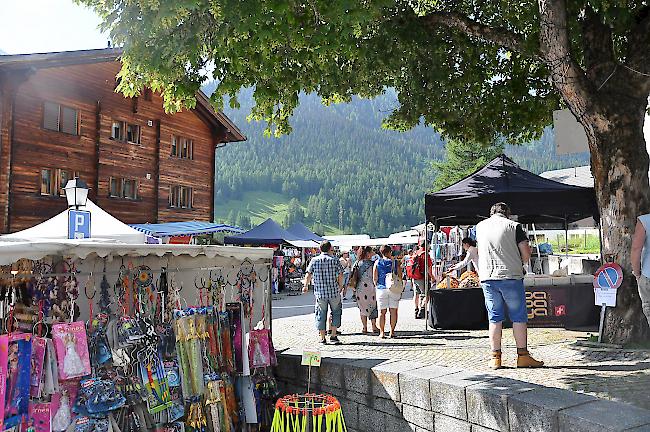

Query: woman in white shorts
[{"left": 373, "top": 245, "right": 403, "bottom": 338}]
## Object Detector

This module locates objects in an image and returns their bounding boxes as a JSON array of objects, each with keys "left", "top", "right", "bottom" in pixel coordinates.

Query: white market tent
[
  {"left": 0, "top": 200, "right": 274, "bottom": 265},
  {"left": 3, "top": 200, "right": 146, "bottom": 244},
  {"left": 389, "top": 229, "right": 420, "bottom": 238},
  {"left": 0, "top": 239, "right": 273, "bottom": 265},
  {"left": 327, "top": 235, "right": 420, "bottom": 249}
]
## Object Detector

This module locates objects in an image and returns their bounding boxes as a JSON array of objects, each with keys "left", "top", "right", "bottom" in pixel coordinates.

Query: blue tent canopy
[
  {"left": 224, "top": 218, "right": 318, "bottom": 247},
  {"left": 286, "top": 222, "right": 325, "bottom": 243},
  {"left": 131, "top": 221, "right": 244, "bottom": 237}
]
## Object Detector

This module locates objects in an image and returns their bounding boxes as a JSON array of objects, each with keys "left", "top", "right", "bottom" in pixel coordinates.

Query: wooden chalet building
[{"left": 0, "top": 48, "right": 245, "bottom": 233}]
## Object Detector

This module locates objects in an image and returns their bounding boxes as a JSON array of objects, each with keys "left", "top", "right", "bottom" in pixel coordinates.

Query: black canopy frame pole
[{"left": 564, "top": 216, "right": 569, "bottom": 260}]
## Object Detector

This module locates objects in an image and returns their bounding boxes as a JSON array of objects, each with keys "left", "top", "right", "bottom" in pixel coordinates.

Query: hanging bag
[{"left": 387, "top": 259, "right": 404, "bottom": 295}]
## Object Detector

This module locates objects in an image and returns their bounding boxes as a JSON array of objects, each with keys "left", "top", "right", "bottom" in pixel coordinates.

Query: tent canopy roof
[
  {"left": 425, "top": 155, "right": 599, "bottom": 225},
  {"left": 131, "top": 221, "right": 244, "bottom": 237},
  {"left": 286, "top": 222, "right": 325, "bottom": 243},
  {"left": 0, "top": 240, "right": 272, "bottom": 265},
  {"left": 3, "top": 200, "right": 146, "bottom": 244},
  {"left": 224, "top": 218, "right": 318, "bottom": 248}
]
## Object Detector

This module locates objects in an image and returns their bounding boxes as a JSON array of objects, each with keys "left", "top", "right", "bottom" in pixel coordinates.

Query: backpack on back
[{"left": 411, "top": 251, "right": 427, "bottom": 280}]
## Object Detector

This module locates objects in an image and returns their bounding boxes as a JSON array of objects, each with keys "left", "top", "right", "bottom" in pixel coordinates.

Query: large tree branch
[
  {"left": 625, "top": 6, "right": 650, "bottom": 95},
  {"left": 421, "top": 12, "right": 530, "bottom": 54},
  {"left": 581, "top": 6, "right": 616, "bottom": 87},
  {"left": 538, "top": 0, "right": 594, "bottom": 123}
]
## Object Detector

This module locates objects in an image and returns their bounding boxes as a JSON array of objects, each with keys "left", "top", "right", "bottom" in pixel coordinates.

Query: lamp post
[{"left": 64, "top": 177, "right": 89, "bottom": 210}]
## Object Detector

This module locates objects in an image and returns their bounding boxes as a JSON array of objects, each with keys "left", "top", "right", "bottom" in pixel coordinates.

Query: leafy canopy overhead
[{"left": 80, "top": 0, "right": 646, "bottom": 143}]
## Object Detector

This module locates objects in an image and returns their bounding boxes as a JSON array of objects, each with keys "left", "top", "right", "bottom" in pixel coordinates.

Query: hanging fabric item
[
  {"left": 42, "top": 338, "right": 59, "bottom": 396},
  {"left": 449, "top": 226, "right": 464, "bottom": 257}
]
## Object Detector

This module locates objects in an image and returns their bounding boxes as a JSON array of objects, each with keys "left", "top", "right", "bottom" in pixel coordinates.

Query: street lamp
[{"left": 64, "top": 177, "right": 89, "bottom": 210}]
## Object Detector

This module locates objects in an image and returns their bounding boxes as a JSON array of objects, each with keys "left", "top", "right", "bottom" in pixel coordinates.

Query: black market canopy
[
  {"left": 425, "top": 155, "right": 599, "bottom": 226},
  {"left": 224, "top": 218, "right": 319, "bottom": 248},
  {"left": 286, "top": 222, "right": 325, "bottom": 243}
]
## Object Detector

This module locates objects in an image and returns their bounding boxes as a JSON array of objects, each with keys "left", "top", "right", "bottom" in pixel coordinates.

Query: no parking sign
[{"left": 593, "top": 263, "right": 623, "bottom": 307}]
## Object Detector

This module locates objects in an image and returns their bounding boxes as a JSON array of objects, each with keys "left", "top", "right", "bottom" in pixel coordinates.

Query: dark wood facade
[{"left": 0, "top": 49, "right": 245, "bottom": 233}]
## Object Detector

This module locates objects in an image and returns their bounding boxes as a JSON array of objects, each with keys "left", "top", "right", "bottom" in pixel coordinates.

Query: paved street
[{"left": 272, "top": 288, "right": 650, "bottom": 410}]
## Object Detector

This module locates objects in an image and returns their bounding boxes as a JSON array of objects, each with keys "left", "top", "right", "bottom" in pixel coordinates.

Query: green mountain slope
[{"left": 208, "top": 85, "right": 589, "bottom": 236}]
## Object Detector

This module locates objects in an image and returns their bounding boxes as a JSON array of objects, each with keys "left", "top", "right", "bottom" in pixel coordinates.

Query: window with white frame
[
  {"left": 111, "top": 120, "right": 140, "bottom": 144},
  {"left": 171, "top": 135, "right": 193, "bottom": 159},
  {"left": 169, "top": 185, "right": 193, "bottom": 208}
]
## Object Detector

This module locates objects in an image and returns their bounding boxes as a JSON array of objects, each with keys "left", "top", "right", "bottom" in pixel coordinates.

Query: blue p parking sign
[{"left": 68, "top": 210, "right": 91, "bottom": 239}]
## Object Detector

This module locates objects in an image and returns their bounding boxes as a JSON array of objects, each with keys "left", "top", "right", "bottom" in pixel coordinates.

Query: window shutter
[
  {"left": 43, "top": 102, "right": 60, "bottom": 131},
  {"left": 61, "top": 106, "right": 78, "bottom": 135}
]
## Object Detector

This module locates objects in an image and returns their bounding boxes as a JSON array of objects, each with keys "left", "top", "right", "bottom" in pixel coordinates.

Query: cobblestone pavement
[{"left": 272, "top": 289, "right": 650, "bottom": 410}]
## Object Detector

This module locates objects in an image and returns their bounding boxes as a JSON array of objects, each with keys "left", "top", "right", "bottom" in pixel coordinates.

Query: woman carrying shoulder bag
[
  {"left": 374, "top": 245, "right": 403, "bottom": 338},
  {"left": 348, "top": 246, "right": 379, "bottom": 334}
]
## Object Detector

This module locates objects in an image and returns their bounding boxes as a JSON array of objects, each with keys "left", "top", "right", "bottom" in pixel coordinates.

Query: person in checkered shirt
[{"left": 303, "top": 241, "right": 344, "bottom": 344}]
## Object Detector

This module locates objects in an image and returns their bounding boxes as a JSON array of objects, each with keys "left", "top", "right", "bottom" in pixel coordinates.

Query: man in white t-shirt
[{"left": 476, "top": 203, "right": 543, "bottom": 370}]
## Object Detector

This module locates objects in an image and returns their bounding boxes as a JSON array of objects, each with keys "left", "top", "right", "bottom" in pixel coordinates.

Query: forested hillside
[{"left": 207, "top": 84, "right": 589, "bottom": 236}]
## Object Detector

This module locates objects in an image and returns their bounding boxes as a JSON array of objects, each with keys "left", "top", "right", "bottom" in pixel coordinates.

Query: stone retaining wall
[{"left": 275, "top": 350, "right": 650, "bottom": 432}]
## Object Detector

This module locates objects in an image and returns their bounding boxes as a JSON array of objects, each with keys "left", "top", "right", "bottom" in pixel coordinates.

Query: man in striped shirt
[{"left": 303, "top": 241, "right": 344, "bottom": 344}]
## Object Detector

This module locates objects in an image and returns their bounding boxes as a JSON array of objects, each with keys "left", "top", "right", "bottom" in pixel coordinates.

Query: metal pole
[
  {"left": 564, "top": 217, "right": 569, "bottom": 259},
  {"left": 424, "top": 218, "right": 429, "bottom": 331},
  {"left": 598, "top": 222, "right": 604, "bottom": 264},
  {"left": 597, "top": 304, "right": 607, "bottom": 343}
]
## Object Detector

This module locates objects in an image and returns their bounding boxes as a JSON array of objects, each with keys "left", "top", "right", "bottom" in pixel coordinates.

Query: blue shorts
[
  {"left": 315, "top": 296, "right": 342, "bottom": 331},
  {"left": 481, "top": 279, "right": 528, "bottom": 323}
]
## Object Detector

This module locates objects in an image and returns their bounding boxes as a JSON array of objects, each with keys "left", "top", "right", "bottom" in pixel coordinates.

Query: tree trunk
[
  {"left": 586, "top": 100, "right": 650, "bottom": 344},
  {"left": 538, "top": 0, "right": 650, "bottom": 344}
]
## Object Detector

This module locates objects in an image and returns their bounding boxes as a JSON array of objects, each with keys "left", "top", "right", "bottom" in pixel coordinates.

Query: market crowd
[{"left": 302, "top": 202, "right": 545, "bottom": 370}]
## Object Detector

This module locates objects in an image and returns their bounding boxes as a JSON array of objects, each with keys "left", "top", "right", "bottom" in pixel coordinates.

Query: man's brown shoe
[
  {"left": 488, "top": 351, "right": 502, "bottom": 370},
  {"left": 516, "top": 351, "right": 544, "bottom": 368}
]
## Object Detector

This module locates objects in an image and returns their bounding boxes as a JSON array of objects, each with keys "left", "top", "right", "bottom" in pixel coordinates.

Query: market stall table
[{"left": 427, "top": 275, "right": 599, "bottom": 330}]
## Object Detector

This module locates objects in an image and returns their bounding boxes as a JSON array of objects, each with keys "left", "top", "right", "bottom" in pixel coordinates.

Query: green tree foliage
[
  {"left": 84, "top": 0, "right": 560, "bottom": 142},
  {"left": 433, "top": 139, "right": 505, "bottom": 191}
]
